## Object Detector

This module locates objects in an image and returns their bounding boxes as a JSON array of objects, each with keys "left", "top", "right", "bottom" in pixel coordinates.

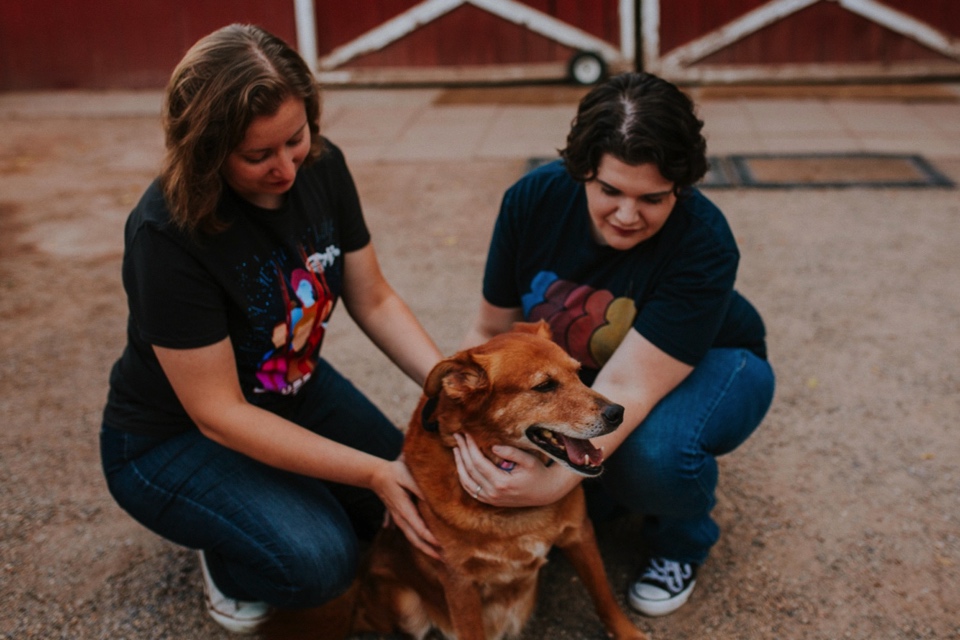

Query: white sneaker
[
  {"left": 198, "top": 550, "right": 271, "bottom": 634},
  {"left": 627, "top": 557, "right": 698, "bottom": 617}
]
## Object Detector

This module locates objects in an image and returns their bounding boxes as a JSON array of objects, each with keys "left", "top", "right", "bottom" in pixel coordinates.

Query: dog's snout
[{"left": 602, "top": 403, "right": 624, "bottom": 427}]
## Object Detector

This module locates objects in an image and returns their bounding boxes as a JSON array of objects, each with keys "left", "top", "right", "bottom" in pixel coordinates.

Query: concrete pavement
[{"left": 2, "top": 81, "right": 958, "bottom": 179}]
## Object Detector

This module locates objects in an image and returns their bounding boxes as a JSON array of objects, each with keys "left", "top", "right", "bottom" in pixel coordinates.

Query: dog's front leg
[
  {"left": 559, "top": 516, "right": 648, "bottom": 640},
  {"left": 437, "top": 568, "right": 486, "bottom": 640}
]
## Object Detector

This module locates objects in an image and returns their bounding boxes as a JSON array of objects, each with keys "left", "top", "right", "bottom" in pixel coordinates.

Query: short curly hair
[{"left": 560, "top": 72, "right": 707, "bottom": 191}]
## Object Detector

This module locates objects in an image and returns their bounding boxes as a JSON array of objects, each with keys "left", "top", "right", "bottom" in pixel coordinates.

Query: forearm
[
  {"left": 460, "top": 323, "right": 492, "bottom": 351},
  {"left": 197, "top": 395, "right": 442, "bottom": 560},
  {"left": 588, "top": 331, "right": 693, "bottom": 458},
  {"left": 198, "top": 401, "right": 390, "bottom": 489},
  {"left": 589, "top": 390, "right": 650, "bottom": 459},
  {"left": 460, "top": 299, "right": 523, "bottom": 350},
  {"left": 347, "top": 291, "right": 441, "bottom": 387}
]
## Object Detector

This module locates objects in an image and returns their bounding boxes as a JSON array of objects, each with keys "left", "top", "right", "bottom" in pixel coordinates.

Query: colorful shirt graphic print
[
  {"left": 482, "top": 160, "right": 766, "bottom": 381},
  {"left": 255, "top": 247, "right": 336, "bottom": 395},
  {"left": 523, "top": 271, "right": 637, "bottom": 370}
]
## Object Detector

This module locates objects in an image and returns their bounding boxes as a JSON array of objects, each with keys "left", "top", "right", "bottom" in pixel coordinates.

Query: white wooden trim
[
  {"left": 659, "top": 0, "right": 819, "bottom": 69},
  {"left": 318, "top": 0, "right": 624, "bottom": 71},
  {"left": 319, "top": 0, "right": 462, "bottom": 70},
  {"left": 663, "top": 60, "right": 960, "bottom": 84},
  {"left": 293, "top": 0, "right": 318, "bottom": 74},
  {"left": 839, "top": 0, "right": 960, "bottom": 60},
  {"left": 619, "top": 0, "right": 636, "bottom": 63},
  {"left": 317, "top": 61, "right": 571, "bottom": 85},
  {"left": 643, "top": 0, "right": 960, "bottom": 82},
  {"left": 471, "top": 0, "right": 622, "bottom": 60},
  {"left": 640, "top": 0, "right": 660, "bottom": 70}
]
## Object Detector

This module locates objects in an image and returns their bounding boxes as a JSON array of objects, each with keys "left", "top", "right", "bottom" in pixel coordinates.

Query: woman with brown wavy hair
[{"left": 100, "top": 24, "right": 441, "bottom": 634}]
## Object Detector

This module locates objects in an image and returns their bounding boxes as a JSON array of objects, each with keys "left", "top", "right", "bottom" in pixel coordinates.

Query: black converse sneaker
[{"left": 628, "top": 557, "right": 698, "bottom": 617}]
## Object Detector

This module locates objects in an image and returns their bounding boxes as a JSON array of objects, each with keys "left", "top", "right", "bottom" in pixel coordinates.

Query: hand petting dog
[{"left": 453, "top": 432, "right": 582, "bottom": 508}]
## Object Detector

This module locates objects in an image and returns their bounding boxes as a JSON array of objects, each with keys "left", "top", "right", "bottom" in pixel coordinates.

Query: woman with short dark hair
[
  {"left": 561, "top": 72, "right": 708, "bottom": 190},
  {"left": 458, "top": 72, "right": 775, "bottom": 617}
]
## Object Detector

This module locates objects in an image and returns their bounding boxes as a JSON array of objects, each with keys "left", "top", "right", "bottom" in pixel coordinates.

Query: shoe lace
[{"left": 642, "top": 558, "right": 693, "bottom": 594}]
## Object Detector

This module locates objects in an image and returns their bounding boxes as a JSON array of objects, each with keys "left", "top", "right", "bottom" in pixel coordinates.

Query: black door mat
[
  {"left": 703, "top": 153, "right": 954, "bottom": 189},
  {"left": 525, "top": 153, "right": 954, "bottom": 189}
]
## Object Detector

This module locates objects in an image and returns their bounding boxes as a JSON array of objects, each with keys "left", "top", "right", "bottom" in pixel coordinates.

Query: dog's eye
[{"left": 532, "top": 379, "right": 558, "bottom": 393}]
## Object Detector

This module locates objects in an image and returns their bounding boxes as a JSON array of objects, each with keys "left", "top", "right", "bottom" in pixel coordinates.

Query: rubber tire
[{"left": 568, "top": 51, "right": 606, "bottom": 86}]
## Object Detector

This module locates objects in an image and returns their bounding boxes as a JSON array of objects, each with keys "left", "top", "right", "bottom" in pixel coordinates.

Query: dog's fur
[{"left": 265, "top": 322, "right": 646, "bottom": 640}]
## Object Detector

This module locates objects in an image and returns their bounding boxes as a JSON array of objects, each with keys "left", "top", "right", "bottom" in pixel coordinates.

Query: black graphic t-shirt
[
  {"left": 483, "top": 160, "right": 767, "bottom": 385},
  {"left": 103, "top": 140, "right": 369, "bottom": 436}
]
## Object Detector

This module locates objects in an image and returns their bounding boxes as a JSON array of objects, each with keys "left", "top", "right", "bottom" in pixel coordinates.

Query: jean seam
[{"left": 692, "top": 351, "right": 748, "bottom": 499}]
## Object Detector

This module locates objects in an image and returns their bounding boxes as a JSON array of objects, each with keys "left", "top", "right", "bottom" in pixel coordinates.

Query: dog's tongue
[{"left": 561, "top": 435, "right": 603, "bottom": 467}]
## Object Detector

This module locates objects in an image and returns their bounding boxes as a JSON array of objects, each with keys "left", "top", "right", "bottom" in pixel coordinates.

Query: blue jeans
[
  {"left": 100, "top": 359, "right": 402, "bottom": 608},
  {"left": 588, "top": 348, "right": 775, "bottom": 565}
]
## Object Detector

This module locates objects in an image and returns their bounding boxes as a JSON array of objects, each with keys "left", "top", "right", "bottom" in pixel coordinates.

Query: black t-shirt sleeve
[
  {"left": 634, "top": 237, "right": 738, "bottom": 366},
  {"left": 482, "top": 186, "right": 524, "bottom": 309},
  {"left": 318, "top": 141, "right": 370, "bottom": 253},
  {"left": 124, "top": 224, "right": 229, "bottom": 349}
]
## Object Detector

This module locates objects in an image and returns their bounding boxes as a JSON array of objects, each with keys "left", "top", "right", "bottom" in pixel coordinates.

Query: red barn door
[
  {"left": 641, "top": 0, "right": 960, "bottom": 83},
  {"left": 313, "top": 0, "right": 636, "bottom": 85}
]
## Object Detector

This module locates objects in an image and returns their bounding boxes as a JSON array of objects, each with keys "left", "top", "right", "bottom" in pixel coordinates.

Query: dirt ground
[{"left": 1, "top": 89, "right": 959, "bottom": 640}]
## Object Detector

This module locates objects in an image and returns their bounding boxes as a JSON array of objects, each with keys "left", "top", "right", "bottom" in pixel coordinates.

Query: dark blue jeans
[
  {"left": 590, "top": 348, "right": 775, "bottom": 565},
  {"left": 100, "top": 359, "right": 402, "bottom": 608}
]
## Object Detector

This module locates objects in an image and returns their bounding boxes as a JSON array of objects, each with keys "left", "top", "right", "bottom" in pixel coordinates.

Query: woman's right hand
[{"left": 370, "top": 458, "right": 442, "bottom": 561}]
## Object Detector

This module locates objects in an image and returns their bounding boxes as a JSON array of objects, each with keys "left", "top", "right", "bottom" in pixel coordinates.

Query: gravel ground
[{"left": 1, "top": 95, "right": 959, "bottom": 640}]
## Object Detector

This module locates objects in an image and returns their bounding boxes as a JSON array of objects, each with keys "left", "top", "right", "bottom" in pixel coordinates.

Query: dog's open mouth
[{"left": 525, "top": 426, "right": 604, "bottom": 476}]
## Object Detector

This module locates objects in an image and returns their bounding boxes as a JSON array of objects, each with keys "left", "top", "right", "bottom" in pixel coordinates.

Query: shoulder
[
  {"left": 675, "top": 188, "right": 738, "bottom": 253},
  {"left": 124, "top": 180, "right": 215, "bottom": 260},
  {"left": 308, "top": 137, "right": 349, "bottom": 174},
  {"left": 508, "top": 159, "right": 576, "bottom": 195},
  {"left": 129, "top": 179, "right": 169, "bottom": 223},
  {"left": 125, "top": 179, "right": 178, "bottom": 243},
  {"left": 503, "top": 159, "right": 581, "bottom": 215}
]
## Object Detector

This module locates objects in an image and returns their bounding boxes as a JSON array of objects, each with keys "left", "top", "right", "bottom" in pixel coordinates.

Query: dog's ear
[
  {"left": 424, "top": 355, "right": 488, "bottom": 401},
  {"left": 511, "top": 319, "right": 552, "bottom": 341}
]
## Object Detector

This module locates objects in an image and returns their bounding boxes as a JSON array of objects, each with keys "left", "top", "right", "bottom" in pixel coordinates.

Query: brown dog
[{"left": 265, "top": 322, "right": 646, "bottom": 640}]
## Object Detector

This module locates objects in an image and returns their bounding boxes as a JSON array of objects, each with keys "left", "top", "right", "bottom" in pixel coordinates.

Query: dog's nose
[{"left": 602, "top": 403, "right": 624, "bottom": 427}]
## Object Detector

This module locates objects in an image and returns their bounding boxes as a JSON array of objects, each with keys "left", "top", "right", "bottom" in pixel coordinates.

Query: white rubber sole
[
  {"left": 627, "top": 579, "right": 696, "bottom": 617},
  {"left": 198, "top": 551, "right": 270, "bottom": 634}
]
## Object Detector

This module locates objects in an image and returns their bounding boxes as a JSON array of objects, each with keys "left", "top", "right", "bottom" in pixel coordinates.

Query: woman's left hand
[
  {"left": 371, "top": 458, "right": 442, "bottom": 560},
  {"left": 453, "top": 432, "right": 582, "bottom": 508}
]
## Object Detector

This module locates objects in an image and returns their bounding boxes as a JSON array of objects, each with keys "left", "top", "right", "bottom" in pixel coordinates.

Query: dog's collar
[{"left": 420, "top": 395, "right": 440, "bottom": 432}]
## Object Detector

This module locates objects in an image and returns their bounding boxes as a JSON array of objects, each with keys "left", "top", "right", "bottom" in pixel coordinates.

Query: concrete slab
[
  {"left": 475, "top": 106, "right": 571, "bottom": 159},
  {"left": 829, "top": 102, "right": 938, "bottom": 134}
]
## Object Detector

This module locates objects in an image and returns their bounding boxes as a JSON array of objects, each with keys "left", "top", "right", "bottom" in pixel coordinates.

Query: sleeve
[
  {"left": 319, "top": 140, "right": 370, "bottom": 253},
  {"left": 123, "top": 224, "right": 229, "bottom": 349},
  {"left": 481, "top": 183, "right": 525, "bottom": 309},
  {"left": 633, "top": 234, "right": 738, "bottom": 366}
]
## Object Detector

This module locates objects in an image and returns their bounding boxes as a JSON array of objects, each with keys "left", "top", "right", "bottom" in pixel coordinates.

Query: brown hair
[
  {"left": 160, "top": 24, "right": 323, "bottom": 234},
  {"left": 560, "top": 72, "right": 707, "bottom": 192}
]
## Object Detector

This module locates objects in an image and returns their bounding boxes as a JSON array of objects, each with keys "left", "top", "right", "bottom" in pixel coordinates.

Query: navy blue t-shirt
[
  {"left": 483, "top": 160, "right": 766, "bottom": 384},
  {"left": 103, "top": 140, "right": 370, "bottom": 436}
]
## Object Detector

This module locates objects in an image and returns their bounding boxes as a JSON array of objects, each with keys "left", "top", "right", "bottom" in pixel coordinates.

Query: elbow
[
  {"left": 194, "top": 420, "right": 228, "bottom": 445},
  {"left": 184, "top": 400, "right": 246, "bottom": 447}
]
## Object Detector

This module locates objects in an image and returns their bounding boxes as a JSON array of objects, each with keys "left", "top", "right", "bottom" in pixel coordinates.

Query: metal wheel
[{"left": 568, "top": 51, "right": 606, "bottom": 85}]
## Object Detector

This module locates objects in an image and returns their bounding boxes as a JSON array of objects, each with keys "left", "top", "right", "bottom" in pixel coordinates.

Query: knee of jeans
[
  {"left": 605, "top": 444, "right": 717, "bottom": 519},
  {"left": 266, "top": 535, "right": 361, "bottom": 608},
  {"left": 609, "top": 434, "right": 684, "bottom": 485}
]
